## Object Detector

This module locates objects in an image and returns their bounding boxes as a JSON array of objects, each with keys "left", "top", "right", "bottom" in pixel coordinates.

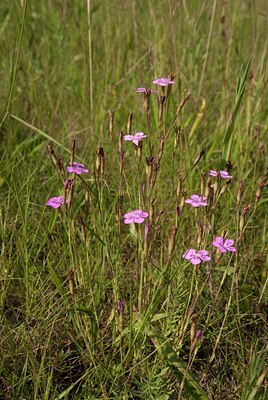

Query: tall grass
[{"left": 0, "top": 1, "right": 267, "bottom": 399}]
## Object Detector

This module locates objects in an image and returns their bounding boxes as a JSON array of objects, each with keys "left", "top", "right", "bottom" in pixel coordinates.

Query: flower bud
[
  {"left": 127, "top": 112, "right": 134, "bottom": 134},
  {"left": 109, "top": 109, "right": 114, "bottom": 138},
  {"left": 168, "top": 226, "right": 177, "bottom": 259}
]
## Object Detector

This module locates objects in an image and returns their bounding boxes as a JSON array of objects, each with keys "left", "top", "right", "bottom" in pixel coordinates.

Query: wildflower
[
  {"left": 46, "top": 196, "right": 68, "bottom": 209},
  {"left": 123, "top": 209, "right": 149, "bottom": 224},
  {"left": 123, "top": 132, "right": 147, "bottom": 146},
  {"left": 185, "top": 195, "right": 207, "bottom": 207},
  {"left": 66, "top": 162, "right": 89, "bottom": 174},
  {"left": 136, "top": 87, "right": 157, "bottom": 94},
  {"left": 152, "top": 77, "right": 174, "bottom": 86},
  {"left": 209, "top": 170, "right": 233, "bottom": 179},
  {"left": 212, "top": 237, "right": 236, "bottom": 253},
  {"left": 182, "top": 249, "right": 211, "bottom": 265}
]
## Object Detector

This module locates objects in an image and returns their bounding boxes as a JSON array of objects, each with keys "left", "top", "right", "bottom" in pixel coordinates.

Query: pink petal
[
  {"left": 191, "top": 202, "right": 201, "bottom": 207},
  {"left": 123, "top": 218, "right": 134, "bottom": 224},
  {"left": 136, "top": 87, "right": 146, "bottom": 92},
  {"left": 134, "top": 217, "right": 145, "bottom": 223},
  {"left": 190, "top": 195, "right": 201, "bottom": 201},
  {"left": 134, "top": 132, "right": 146, "bottom": 139},
  {"left": 123, "top": 135, "right": 135, "bottom": 141},
  {"left": 152, "top": 77, "right": 174, "bottom": 86},
  {"left": 132, "top": 209, "right": 143, "bottom": 215},
  {"left": 212, "top": 242, "right": 226, "bottom": 253},
  {"left": 123, "top": 212, "right": 135, "bottom": 218},
  {"left": 190, "top": 256, "right": 201, "bottom": 265},
  {"left": 182, "top": 249, "right": 196, "bottom": 260},
  {"left": 225, "top": 239, "right": 234, "bottom": 246},
  {"left": 209, "top": 170, "right": 218, "bottom": 177},
  {"left": 46, "top": 196, "right": 65, "bottom": 209},
  {"left": 185, "top": 199, "right": 193, "bottom": 205},
  {"left": 215, "top": 237, "right": 224, "bottom": 245},
  {"left": 220, "top": 171, "right": 233, "bottom": 179},
  {"left": 226, "top": 246, "right": 236, "bottom": 252},
  {"left": 140, "top": 211, "right": 149, "bottom": 218},
  {"left": 197, "top": 250, "right": 211, "bottom": 261}
]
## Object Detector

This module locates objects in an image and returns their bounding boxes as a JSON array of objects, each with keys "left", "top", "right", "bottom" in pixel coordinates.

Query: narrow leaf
[
  {"left": 222, "top": 57, "right": 251, "bottom": 164},
  {"left": 151, "top": 332, "right": 209, "bottom": 400}
]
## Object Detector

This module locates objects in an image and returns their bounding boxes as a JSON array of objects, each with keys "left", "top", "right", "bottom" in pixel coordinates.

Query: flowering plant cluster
[
  {"left": 46, "top": 162, "right": 89, "bottom": 208},
  {"left": 46, "top": 77, "right": 236, "bottom": 268},
  {"left": 182, "top": 170, "right": 236, "bottom": 264}
]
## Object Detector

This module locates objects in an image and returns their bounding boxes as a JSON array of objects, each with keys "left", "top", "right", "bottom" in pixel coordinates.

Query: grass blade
[
  {"left": 150, "top": 331, "right": 209, "bottom": 400},
  {"left": 222, "top": 57, "right": 251, "bottom": 164}
]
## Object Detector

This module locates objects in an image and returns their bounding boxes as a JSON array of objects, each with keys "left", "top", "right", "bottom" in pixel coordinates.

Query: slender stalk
[
  {"left": 198, "top": 0, "right": 216, "bottom": 97},
  {"left": 87, "top": 0, "right": 94, "bottom": 133},
  {"left": 0, "top": 1, "right": 28, "bottom": 129}
]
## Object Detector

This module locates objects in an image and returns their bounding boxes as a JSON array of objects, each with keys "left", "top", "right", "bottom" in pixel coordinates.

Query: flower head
[
  {"left": 209, "top": 170, "right": 233, "bottom": 179},
  {"left": 185, "top": 195, "right": 207, "bottom": 208},
  {"left": 152, "top": 77, "right": 174, "bottom": 86},
  {"left": 136, "top": 87, "right": 157, "bottom": 94},
  {"left": 66, "top": 162, "right": 89, "bottom": 175},
  {"left": 123, "top": 209, "right": 149, "bottom": 224},
  {"left": 212, "top": 237, "right": 236, "bottom": 253},
  {"left": 182, "top": 249, "right": 211, "bottom": 265},
  {"left": 123, "top": 132, "right": 147, "bottom": 146},
  {"left": 46, "top": 196, "right": 68, "bottom": 209}
]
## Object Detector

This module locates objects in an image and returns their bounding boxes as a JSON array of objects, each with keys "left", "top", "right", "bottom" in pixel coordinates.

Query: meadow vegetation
[{"left": 0, "top": 1, "right": 267, "bottom": 399}]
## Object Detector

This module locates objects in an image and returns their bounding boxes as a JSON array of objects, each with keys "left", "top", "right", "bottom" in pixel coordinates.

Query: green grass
[{"left": 0, "top": 1, "right": 267, "bottom": 399}]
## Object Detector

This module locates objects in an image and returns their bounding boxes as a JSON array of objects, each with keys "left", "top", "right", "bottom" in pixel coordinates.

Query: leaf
[
  {"left": 189, "top": 97, "right": 206, "bottom": 139},
  {"left": 68, "top": 307, "right": 96, "bottom": 318},
  {"left": 9, "top": 113, "right": 83, "bottom": 160},
  {"left": 214, "top": 265, "right": 235, "bottom": 275},
  {"left": 151, "top": 313, "right": 169, "bottom": 322},
  {"left": 68, "top": 307, "right": 98, "bottom": 345},
  {"left": 221, "top": 57, "right": 251, "bottom": 165},
  {"left": 241, "top": 343, "right": 268, "bottom": 400},
  {"left": 150, "top": 331, "right": 209, "bottom": 400}
]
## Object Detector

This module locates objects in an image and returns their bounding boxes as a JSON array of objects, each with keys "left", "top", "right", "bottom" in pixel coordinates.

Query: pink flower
[
  {"left": 152, "top": 77, "right": 174, "bottom": 86},
  {"left": 209, "top": 170, "right": 233, "bottom": 179},
  {"left": 136, "top": 87, "right": 157, "bottom": 94},
  {"left": 66, "top": 162, "right": 89, "bottom": 174},
  {"left": 123, "top": 209, "right": 149, "bottom": 224},
  {"left": 182, "top": 249, "right": 211, "bottom": 265},
  {"left": 123, "top": 132, "right": 147, "bottom": 146},
  {"left": 212, "top": 237, "right": 236, "bottom": 253},
  {"left": 46, "top": 196, "right": 68, "bottom": 209},
  {"left": 185, "top": 195, "right": 207, "bottom": 207}
]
